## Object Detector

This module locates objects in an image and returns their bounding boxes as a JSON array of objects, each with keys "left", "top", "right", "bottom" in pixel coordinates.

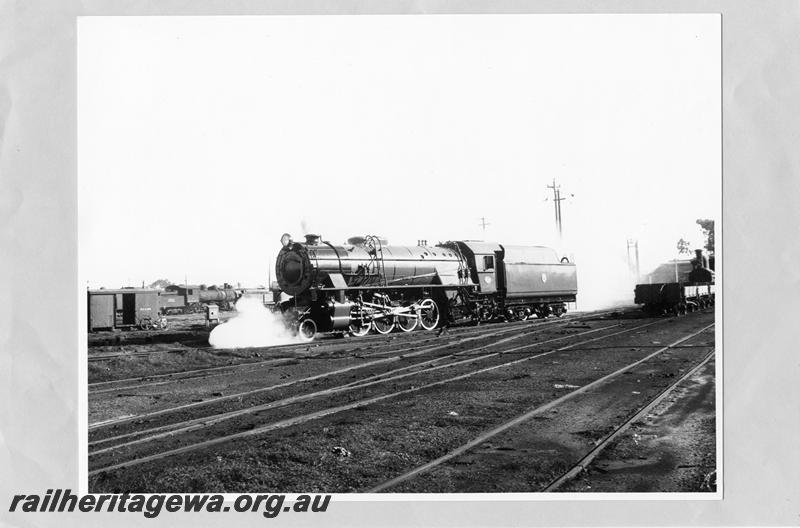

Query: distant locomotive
[
  {"left": 634, "top": 249, "right": 715, "bottom": 315},
  {"left": 158, "top": 284, "right": 241, "bottom": 314},
  {"left": 275, "top": 233, "right": 578, "bottom": 340}
]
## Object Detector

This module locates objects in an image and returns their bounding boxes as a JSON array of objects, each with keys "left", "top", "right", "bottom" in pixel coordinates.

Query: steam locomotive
[
  {"left": 275, "top": 233, "right": 578, "bottom": 340},
  {"left": 158, "top": 284, "right": 241, "bottom": 314}
]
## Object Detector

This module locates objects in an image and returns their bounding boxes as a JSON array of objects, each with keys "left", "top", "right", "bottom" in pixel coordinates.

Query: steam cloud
[
  {"left": 208, "top": 296, "right": 298, "bottom": 349},
  {"left": 572, "top": 254, "right": 638, "bottom": 311},
  {"left": 564, "top": 238, "right": 639, "bottom": 312}
]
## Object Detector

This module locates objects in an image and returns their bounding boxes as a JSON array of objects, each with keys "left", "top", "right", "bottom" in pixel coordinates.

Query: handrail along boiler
[{"left": 274, "top": 233, "right": 578, "bottom": 340}]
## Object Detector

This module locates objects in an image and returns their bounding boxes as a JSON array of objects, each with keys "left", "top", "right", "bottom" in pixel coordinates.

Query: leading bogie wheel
[
  {"left": 418, "top": 299, "right": 440, "bottom": 331},
  {"left": 372, "top": 315, "right": 395, "bottom": 334},
  {"left": 298, "top": 318, "right": 317, "bottom": 341},
  {"left": 349, "top": 319, "right": 371, "bottom": 337}
]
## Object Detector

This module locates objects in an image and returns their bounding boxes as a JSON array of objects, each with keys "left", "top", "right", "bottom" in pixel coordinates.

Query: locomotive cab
[
  {"left": 446, "top": 241, "right": 503, "bottom": 295},
  {"left": 475, "top": 254, "right": 499, "bottom": 293}
]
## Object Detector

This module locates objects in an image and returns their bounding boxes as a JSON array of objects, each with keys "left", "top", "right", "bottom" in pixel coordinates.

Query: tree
[
  {"left": 696, "top": 219, "right": 715, "bottom": 254},
  {"left": 148, "top": 279, "right": 171, "bottom": 290},
  {"left": 677, "top": 238, "right": 691, "bottom": 255}
]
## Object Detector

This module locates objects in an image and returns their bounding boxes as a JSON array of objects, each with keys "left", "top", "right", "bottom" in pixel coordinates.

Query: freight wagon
[
  {"left": 634, "top": 249, "right": 715, "bottom": 315},
  {"left": 87, "top": 288, "right": 161, "bottom": 332}
]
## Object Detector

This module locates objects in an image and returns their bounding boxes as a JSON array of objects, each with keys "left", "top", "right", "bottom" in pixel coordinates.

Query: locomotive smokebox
[{"left": 276, "top": 243, "right": 314, "bottom": 296}]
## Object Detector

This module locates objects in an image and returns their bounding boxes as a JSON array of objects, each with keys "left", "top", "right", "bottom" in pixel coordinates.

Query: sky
[{"left": 78, "top": 14, "right": 720, "bottom": 306}]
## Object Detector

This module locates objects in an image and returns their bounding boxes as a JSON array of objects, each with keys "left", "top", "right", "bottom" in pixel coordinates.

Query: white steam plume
[
  {"left": 573, "top": 253, "right": 638, "bottom": 311},
  {"left": 208, "top": 296, "right": 299, "bottom": 348},
  {"left": 565, "top": 238, "right": 639, "bottom": 312}
]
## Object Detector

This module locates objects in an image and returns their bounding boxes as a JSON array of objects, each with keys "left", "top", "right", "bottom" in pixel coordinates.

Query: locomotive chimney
[
  {"left": 694, "top": 249, "right": 708, "bottom": 269},
  {"left": 304, "top": 234, "right": 321, "bottom": 245}
]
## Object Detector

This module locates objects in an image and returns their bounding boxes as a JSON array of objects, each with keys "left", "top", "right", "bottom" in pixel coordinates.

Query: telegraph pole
[
  {"left": 478, "top": 217, "right": 491, "bottom": 232},
  {"left": 556, "top": 187, "right": 563, "bottom": 235},
  {"left": 547, "top": 179, "right": 565, "bottom": 239},
  {"left": 626, "top": 239, "right": 640, "bottom": 278}
]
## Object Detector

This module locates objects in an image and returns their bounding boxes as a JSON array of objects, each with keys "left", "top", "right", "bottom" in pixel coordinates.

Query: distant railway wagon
[
  {"left": 634, "top": 282, "right": 715, "bottom": 315},
  {"left": 88, "top": 289, "right": 160, "bottom": 332},
  {"left": 634, "top": 249, "right": 715, "bottom": 316}
]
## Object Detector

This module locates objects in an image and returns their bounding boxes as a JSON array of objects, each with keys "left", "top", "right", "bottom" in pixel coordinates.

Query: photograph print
[{"left": 80, "top": 14, "right": 721, "bottom": 494}]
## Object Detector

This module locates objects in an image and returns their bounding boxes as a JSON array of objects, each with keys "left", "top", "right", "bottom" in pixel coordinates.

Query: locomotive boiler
[{"left": 275, "top": 233, "right": 578, "bottom": 340}]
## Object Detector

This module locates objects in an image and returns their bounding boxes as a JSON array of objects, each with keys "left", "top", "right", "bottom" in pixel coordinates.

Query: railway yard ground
[{"left": 87, "top": 307, "right": 717, "bottom": 494}]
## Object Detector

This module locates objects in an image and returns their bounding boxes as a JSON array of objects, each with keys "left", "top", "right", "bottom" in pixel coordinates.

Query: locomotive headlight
[{"left": 280, "top": 233, "right": 293, "bottom": 247}]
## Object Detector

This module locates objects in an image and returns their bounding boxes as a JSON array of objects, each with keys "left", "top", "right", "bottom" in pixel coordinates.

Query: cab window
[{"left": 483, "top": 255, "right": 494, "bottom": 271}]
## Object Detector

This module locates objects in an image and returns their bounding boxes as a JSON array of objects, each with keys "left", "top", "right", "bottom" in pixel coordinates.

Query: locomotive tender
[{"left": 275, "top": 233, "right": 578, "bottom": 340}]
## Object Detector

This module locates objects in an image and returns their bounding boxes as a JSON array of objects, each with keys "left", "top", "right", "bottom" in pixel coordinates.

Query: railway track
[
  {"left": 88, "top": 351, "right": 176, "bottom": 362},
  {"left": 88, "top": 310, "right": 622, "bottom": 400},
  {"left": 366, "top": 322, "right": 714, "bottom": 492},
  {"left": 88, "top": 312, "right": 700, "bottom": 479},
  {"left": 541, "top": 351, "right": 715, "bottom": 492},
  {"left": 88, "top": 307, "right": 618, "bottom": 366},
  {"left": 88, "top": 322, "right": 630, "bottom": 453},
  {"left": 88, "top": 310, "right": 628, "bottom": 431},
  {"left": 88, "top": 315, "right": 621, "bottom": 432}
]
